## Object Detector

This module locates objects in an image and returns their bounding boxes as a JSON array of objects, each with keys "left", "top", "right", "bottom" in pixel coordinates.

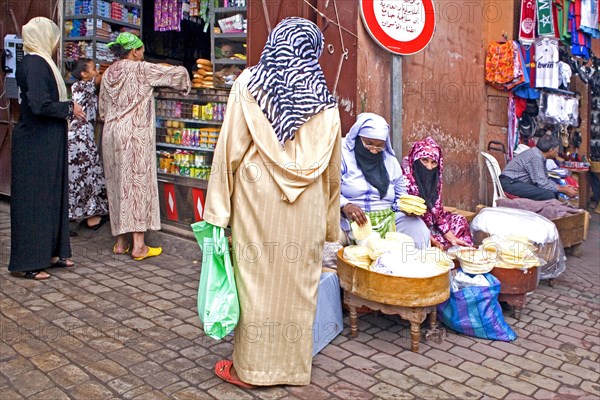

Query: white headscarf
[
  {"left": 344, "top": 113, "right": 395, "bottom": 155},
  {"left": 22, "top": 17, "right": 68, "bottom": 101}
]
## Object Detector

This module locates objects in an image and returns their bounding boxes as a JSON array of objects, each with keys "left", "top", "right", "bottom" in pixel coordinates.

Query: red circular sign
[{"left": 360, "top": 0, "right": 436, "bottom": 55}]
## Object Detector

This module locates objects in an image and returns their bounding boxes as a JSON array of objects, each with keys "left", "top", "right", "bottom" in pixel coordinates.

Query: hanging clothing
[
  {"left": 99, "top": 60, "right": 190, "bottom": 236},
  {"left": 247, "top": 17, "right": 337, "bottom": 146},
  {"left": 571, "top": 0, "right": 593, "bottom": 57},
  {"left": 9, "top": 20, "right": 73, "bottom": 273},
  {"left": 514, "top": 42, "right": 540, "bottom": 100},
  {"left": 401, "top": 137, "right": 473, "bottom": 248},
  {"left": 537, "top": 0, "right": 556, "bottom": 36},
  {"left": 535, "top": 37, "right": 559, "bottom": 89},
  {"left": 580, "top": 0, "right": 600, "bottom": 37},
  {"left": 519, "top": 0, "right": 537, "bottom": 42},
  {"left": 555, "top": 0, "right": 572, "bottom": 43},
  {"left": 204, "top": 69, "right": 342, "bottom": 385},
  {"left": 485, "top": 41, "right": 525, "bottom": 90},
  {"left": 68, "top": 80, "right": 109, "bottom": 220}
]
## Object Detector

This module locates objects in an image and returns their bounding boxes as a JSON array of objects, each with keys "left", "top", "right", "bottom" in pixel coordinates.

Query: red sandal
[{"left": 214, "top": 360, "right": 256, "bottom": 389}]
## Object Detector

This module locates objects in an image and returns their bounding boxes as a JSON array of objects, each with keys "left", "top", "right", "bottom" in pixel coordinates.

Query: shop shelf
[
  {"left": 100, "top": 17, "right": 141, "bottom": 29},
  {"left": 213, "top": 32, "right": 246, "bottom": 40},
  {"left": 213, "top": 7, "right": 247, "bottom": 13},
  {"left": 111, "top": 0, "right": 142, "bottom": 9},
  {"left": 64, "top": 36, "right": 112, "bottom": 43},
  {"left": 66, "top": 15, "right": 141, "bottom": 29},
  {"left": 156, "top": 143, "right": 215, "bottom": 152},
  {"left": 65, "top": 15, "right": 94, "bottom": 19},
  {"left": 156, "top": 116, "right": 222, "bottom": 125},
  {"left": 213, "top": 58, "right": 246, "bottom": 65},
  {"left": 157, "top": 172, "right": 209, "bottom": 188}
]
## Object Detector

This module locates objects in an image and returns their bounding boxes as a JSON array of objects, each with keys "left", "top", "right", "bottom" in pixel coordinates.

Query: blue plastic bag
[
  {"left": 192, "top": 221, "right": 239, "bottom": 340},
  {"left": 437, "top": 272, "right": 516, "bottom": 341}
]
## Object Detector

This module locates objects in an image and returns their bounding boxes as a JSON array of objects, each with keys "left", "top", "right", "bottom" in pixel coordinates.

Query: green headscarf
[{"left": 108, "top": 32, "right": 144, "bottom": 50}]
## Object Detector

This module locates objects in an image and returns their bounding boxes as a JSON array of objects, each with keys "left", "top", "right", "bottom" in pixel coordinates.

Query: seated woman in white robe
[{"left": 340, "top": 113, "right": 430, "bottom": 249}]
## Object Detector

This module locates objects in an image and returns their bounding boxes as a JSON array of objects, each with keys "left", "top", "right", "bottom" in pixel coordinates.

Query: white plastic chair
[{"left": 481, "top": 151, "right": 507, "bottom": 207}]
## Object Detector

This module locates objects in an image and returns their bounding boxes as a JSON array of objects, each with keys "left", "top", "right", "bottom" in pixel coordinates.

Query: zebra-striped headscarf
[{"left": 248, "top": 17, "right": 337, "bottom": 146}]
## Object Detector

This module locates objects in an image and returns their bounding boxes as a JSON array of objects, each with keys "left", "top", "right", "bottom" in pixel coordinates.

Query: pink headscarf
[{"left": 402, "top": 137, "right": 444, "bottom": 208}]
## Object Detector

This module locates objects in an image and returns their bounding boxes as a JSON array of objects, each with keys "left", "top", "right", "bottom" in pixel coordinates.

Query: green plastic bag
[{"left": 191, "top": 221, "right": 239, "bottom": 340}]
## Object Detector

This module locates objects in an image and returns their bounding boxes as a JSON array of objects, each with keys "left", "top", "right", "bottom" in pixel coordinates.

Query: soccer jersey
[
  {"left": 580, "top": 0, "right": 600, "bottom": 38},
  {"left": 514, "top": 42, "right": 541, "bottom": 99},
  {"left": 535, "top": 37, "right": 559, "bottom": 89}
]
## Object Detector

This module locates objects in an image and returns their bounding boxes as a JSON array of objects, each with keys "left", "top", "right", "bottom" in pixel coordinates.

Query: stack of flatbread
[
  {"left": 366, "top": 235, "right": 404, "bottom": 261},
  {"left": 398, "top": 194, "right": 427, "bottom": 216},
  {"left": 192, "top": 59, "right": 214, "bottom": 88},
  {"left": 483, "top": 237, "right": 540, "bottom": 269},
  {"left": 455, "top": 248, "right": 497, "bottom": 274},
  {"left": 342, "top": 245, "right": 371, "bottom": 269},
  {"left": 418, "top": 247, "right": 454, "bottom": 272}
]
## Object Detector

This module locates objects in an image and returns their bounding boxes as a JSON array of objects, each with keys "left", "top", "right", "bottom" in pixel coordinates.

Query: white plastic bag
[
  {"left": 471, "top": 207, "right": 566, "bottom": 279},
  {"left": 452, "top": 270, "right": 490, "bottom": 291}
]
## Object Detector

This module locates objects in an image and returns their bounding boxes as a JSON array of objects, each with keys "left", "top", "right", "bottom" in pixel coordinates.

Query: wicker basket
[{"left": 590, "top": 161, "right": 600, "bottom": 174}]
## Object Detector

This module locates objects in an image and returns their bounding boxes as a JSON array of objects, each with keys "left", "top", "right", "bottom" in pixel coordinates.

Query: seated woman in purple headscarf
[
  {"left": 401, "top": 137, "right": 473, "bottom": 249},
  {"left": 340, "top": 113, "right": 430, "bottom": 249}
]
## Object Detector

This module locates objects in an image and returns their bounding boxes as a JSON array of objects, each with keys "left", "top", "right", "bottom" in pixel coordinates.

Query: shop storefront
[
  {"left": 1, "top": 1, "right": 598, "bottom": 227},
  {"left": 58, "top": 0, "right": 246, "bottom": 235},
  {"left": 54, "top": 0, "right": 363, "bottom": 236}
]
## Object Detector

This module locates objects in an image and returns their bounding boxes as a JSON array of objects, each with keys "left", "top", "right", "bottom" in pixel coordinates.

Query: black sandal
[
  {"left": 87, "top": 215, "right": 109, "bottom": 231},
  {"left": 49, "top": 258, "right": 75, "bottom": 268},
  {"left": 10, "top": 270, "right": 50, "bottom": 280}
]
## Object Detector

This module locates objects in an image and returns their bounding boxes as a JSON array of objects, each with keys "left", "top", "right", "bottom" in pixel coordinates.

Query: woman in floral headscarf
[{"left": 401, "top": 137, "right": 473, "bottom": 249}]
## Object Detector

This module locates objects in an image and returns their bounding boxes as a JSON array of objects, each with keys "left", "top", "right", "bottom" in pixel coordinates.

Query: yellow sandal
[
  {"left": 113, "top": 243, "right": 131, "bottom": 255},
  {"left": 132, "top": 246, "right": 162, "bottom": 261}
]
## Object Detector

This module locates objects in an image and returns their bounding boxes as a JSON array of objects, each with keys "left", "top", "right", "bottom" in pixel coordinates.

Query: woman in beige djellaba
[
  {"left": 204, "top": 18, "right": 342, "bottom": 387},
  {"left": 99, "top": 33, "right": 190, "bottom": 259}
]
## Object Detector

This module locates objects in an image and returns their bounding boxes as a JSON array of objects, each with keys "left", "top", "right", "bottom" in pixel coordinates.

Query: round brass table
[{"left": 337, "top": 249, "right": 450, "bottom": 352}]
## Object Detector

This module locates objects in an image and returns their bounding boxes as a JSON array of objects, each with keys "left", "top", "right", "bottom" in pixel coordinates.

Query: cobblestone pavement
[{"left": 1, "top": 201, "right": 599, "bottom": 400}]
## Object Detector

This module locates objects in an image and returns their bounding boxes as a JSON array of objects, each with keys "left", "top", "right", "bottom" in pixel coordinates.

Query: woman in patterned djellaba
[
  {"left": 99, "top": 33, "right": 190, "bottom": 260},
  {"left": 67, "top": 58, "right": 109, "bottom": 231}
]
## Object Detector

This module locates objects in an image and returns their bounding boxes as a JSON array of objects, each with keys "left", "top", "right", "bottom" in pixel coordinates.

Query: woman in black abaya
[{"left": 9, "top": 17, "right": 85, "bottom": 279}]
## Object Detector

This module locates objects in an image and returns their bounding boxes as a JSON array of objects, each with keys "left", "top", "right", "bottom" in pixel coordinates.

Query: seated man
[{"left": 499, "top": 135, "right": 578, "bottom": 201}]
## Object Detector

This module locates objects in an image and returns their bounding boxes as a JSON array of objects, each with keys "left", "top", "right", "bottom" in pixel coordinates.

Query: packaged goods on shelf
[
  {"left": 155, "top": 0, "right": 183, "bottom": 32},
  {"left": 119, "top": 27, "right": 141, "bottom": 36},
  {"left": 217, "top": 14, "right": 244, "bottom": 33},
  {"left": 71, "top": 0, "right": 93, "bottom": 15},
  {"left": 157, "top": 150, "right": 213, "bottom": 179},
  {"left": 156, "top": 100, "right": 227, "bottom": 122},
  {"left": 98, "top": 1, "right": 111, "bottom": 18},
  {"left": 96, "top": 22, "right": 113, "bottom": 39},
  {"left": 223, "top": 0, "right": 247, "bottom": 6},
  {"left": 64, "top": 42, "right": 80, "bottom": 59},
  {"left": 65, "top": 0, "right": 75, "bottom": 15},
  {"left": 95, "top": 43, "right": 116, "bottom": 62},
  {"left": 66, "top": 19, "right": 88, "bottom": 37}
]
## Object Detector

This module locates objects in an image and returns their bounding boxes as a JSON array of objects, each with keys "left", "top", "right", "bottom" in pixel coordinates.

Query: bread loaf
[{"left": 196, "top": 58, "right": 212, "bottom": 66}]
